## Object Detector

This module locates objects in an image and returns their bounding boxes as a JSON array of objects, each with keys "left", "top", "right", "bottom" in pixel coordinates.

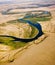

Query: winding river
[{"left": 0, "top": 19, "right": 43, "bottom": 42}]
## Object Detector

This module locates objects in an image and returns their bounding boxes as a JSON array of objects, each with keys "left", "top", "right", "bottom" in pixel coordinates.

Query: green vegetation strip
[
  {"left": 0, "top": 37, "right": 26, "bottom": 50},
  {"left": 23, "top": 17, "right": 51, "bottom": 23},
  {"left": 23, "top": 11, "right": 51, "bottom": 23}
]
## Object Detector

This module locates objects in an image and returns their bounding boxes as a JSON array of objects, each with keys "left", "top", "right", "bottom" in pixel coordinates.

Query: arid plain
[{"left": 0, "top": 3, "right": 55, "bottom": 65}]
